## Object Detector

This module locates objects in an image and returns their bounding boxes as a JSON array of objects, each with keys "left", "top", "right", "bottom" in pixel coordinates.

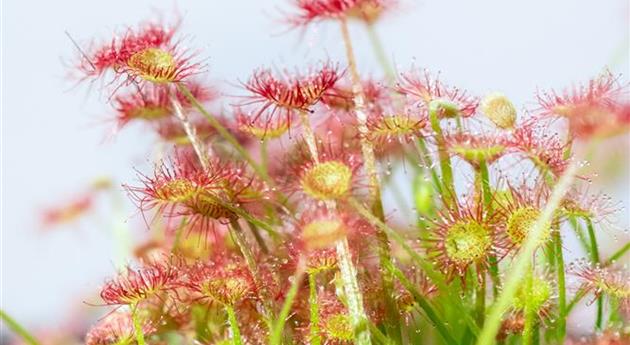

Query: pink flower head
[
  {"left": 240, "top": 62, "right": 342, "bottom": 130},
  {"left": 444, "top": 132, "right": 509, "bottom": 168},
  {"left": 235, "top": 106, "right": 291, "bottom": 140},
  {"left": 186, "top": 256, "right": 257, "bottom": 306},
  {"left": 286, "top": 0, "right": 395, "bottom": 26},
  {"left": 126, "top": 154, "right": 270, "bottom": 240},
  {"left": 427, "top": 197, "right": 502, "bottom": 278},
  {"left": 100, "top": 258, "right": 180, "bottom": 306},
  {"left": 396, "top": 68, "right": 479, "bottom": 119},
  {"left": 73, "top": 18, "right": 201, "bottom": 87},
  {"left": 571, "top": 260, "right": 630, "bottom": 313},
  {"left": 287, "top": 139, "right": 364, "bottom": 201},
  {"left": 507, "top": 119, "right": 570, "bottom": 178},
  {"left": 85, "top": 310, "right": 156, "bottom": 345},
  {"left": 536, "top": 71, "right": 630, "bottom": 138},
  {"left": 493, "top": 181, "right": 556, "bottom": 252},
  {"left": 112, "top": 80, "right": 215, "bottom": 132}
]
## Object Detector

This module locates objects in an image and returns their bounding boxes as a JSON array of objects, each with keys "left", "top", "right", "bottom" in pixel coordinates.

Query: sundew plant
[{"left": 2, "top": 1, "right": 630, "bottom": 345}]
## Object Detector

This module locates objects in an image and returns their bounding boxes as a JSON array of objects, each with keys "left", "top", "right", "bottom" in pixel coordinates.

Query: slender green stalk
[
  {"left": 338, "top": 17, "right": 384, "bottom": 213},
  {"left": 177, "top": 83, "right": 269, "bottom": 183},
  {"left": 260, "top": 140, "right": 269, "bottom": 176},
  {"left": 606, "top": 241, "right": 630, "bottom": 264},
  {"left": 476, "top": 160, "right": 579, "bottom": 345},
  {"left": 585, "top": 217, "right": 603, "bottom": 329},
  {"left": 170, "top": 217, "right": 188, "bottom": 252},
  {"left": 228, "top": 219, "right": 272, "bottom": 322},
  {"left": 476, "top": 271, "right": 486, "bottom": 328},
  {"left": 365, "top": 23, "right": 395, "bottom": 83},
  {"left": 225, "top": 304, "right": 243, "bottom": 345},
  {"left": 247, "top": 221, "right": 269, "bottom": 254},
  {"left": 568, "top": 216, "right": 591, "bottom": 254},
  {"left": 309, "top": 273, "right": 322, "bottom": 345},
  {"left": 428, "top": 100, "right": 457, "bottom": 207},
  {"left": 336, "top": 238, "right": 371, "bottom": 345},
  {"left": 478, "top": 160, "right": 500, "bottom": 296},
  {"left": 170, "top": 92, "right": 210, "bottom": 170},
  {"left": 270, "top": 261, "right": 305, "bottom": 345},
  {"left": 340, "top": 18, "right": 401, "bottom": 343},
  {"left": 131, "top": 304, "right": 147, "bottom": 345},
  {"left": 522, "top": 269, "right": 535, "bottom": 345},
  {"left": 299, "top": 97, "right": 371, "bottom": 344},
  {"left": 385, "top": 261, "right": 458, "bottom": 345},
  {"left": 348, "top": 197, "right": 480, "bottom": 335},
  {"left": 553, "top": 231, "right": 567, "bottom": 342},
  {"left": 298, "top": 110, "right": 320, "bottom": 162},
  {"left": 0, "top": 310, "right": 41, "bottom": 345},
  {"left": 478, "top": 160, "right": 492, "bottom": 210}
]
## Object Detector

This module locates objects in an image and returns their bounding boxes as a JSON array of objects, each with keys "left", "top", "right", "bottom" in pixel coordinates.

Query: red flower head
[
  {"left": 112, "top": 80, "right": 215, "bottom": 132},
  {"left": 560, "top": 184, "right": 621, "bottom": 228},
  {"left": 74, "top": 18, "right": 201, "bottom": 87},
  {"left": 126, "top": 154, "right": 270, "bottom": 241},
  {"left": 41, "top": 194, "right": 93, "bottom": 228},
  {"left": 235, "top": 106, "right": 291, "bottom": 141},
  {"left": 493, "top": 181, "right": 556, "bottom": 252},
  {"left": 536, "top": 71, "right": 630, "bottom": 138},
  {"left": 286, "top": 0, "right": 395, "bottom": 27},
  {"left": 124, "top": 154, "right": 218, "bottom": 225},
  {"left": 571, "top": 260, "right": 630, "bottom": 313},
  {"left": 396, "top": 68, "right": 479, "bottom": 119},
  {"left": 365, "top": 103, "right": 428, "bottom": 149},
  {"left": 240, "top": 61, "right": 343, "bottom": 130},
  {"left": 321, "top": 77, "right": 387, "bottom": 113},
  {"left": 427, "top": 197, "right": 502, "bottom": 278},
  {"left": 287, "top": 139, "right": 363, "bottom": 202},
  {"left": 40, "top": 178, "right": 111, "bottom": 229},
  {"left": 506, "top": 119, "right": 570, "bottom": 178},
  {"left": 444, "top": 132, "right": 509, "bottom": 168},
  {"left": 85, "top": 310, "right": 156, "bottom": 345},
  {"left": 186, "top": 256, "right": 256, "bottom": 306},
  {"left": 100, "top": 258, "right": 180, "bottom": 306}
]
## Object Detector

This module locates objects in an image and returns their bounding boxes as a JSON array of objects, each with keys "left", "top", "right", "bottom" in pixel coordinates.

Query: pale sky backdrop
[{"left": 2, "top": 0, "right": 629, "bottom": 336}]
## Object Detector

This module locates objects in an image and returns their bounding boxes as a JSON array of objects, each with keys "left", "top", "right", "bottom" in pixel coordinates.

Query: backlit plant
[{"left": 4, "top": 1, "right": 630, "bottom": 345}]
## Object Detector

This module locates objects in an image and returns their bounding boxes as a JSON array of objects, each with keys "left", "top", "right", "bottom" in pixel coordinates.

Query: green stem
[
  {"left": 225, "top": 304, "right": 243, "bottom": 345},
  {"left": 228, "top": 219, "right": 272, "bottom": 322},
  {"left": 568, "top": 216, "right": 591, "bottom": 254},
  {"left": 270, "top": 260, "right": 305, "bottom": 345},
  {"left": 348, "top": 197, "right": 480, "bottom": 335},
  {"left": 0, "top": 310, "right": 41, "bottom": 345},
  {"left": 170, "top": 92, "right": 210, "bottom": 170},
  {"left": 606, "top": 241, "right": 630, "bottom": 264},
  {"left": 477, "top": 161, "right": 500, "bottom": 296},
  {"left": 385, "top": 261, "right": 458, "bottom": 345},
  {"left": 522, "top": 268, "right": 535, "bottom": 345},
  {"left": 428, "top": 100, "right": 456, "bottom": 207},
  {"left": 365, "top": 23, "right": 395, "bottom": 83},
  {"left": 339, "top": 17, "right": 398, "bottom": 343},
  {"left": 584, "top": 218, "right": 603, "bottom": 330},
  {"left": 553, "top": 231, "right": 567, "bottom": 342},
  {"left": 309, "top": 273, "right": 322, "bottom": 345},
  {"left": 247, "top": 221, "right": 269, "bottom": 254},
  {"left": 476, "top": 160, "right": 579, "bottom": 345},
  {"left": 476, "top": 271, "right": 486, "bottom": 328},
  {"left": 131, "top": 304, "right": 146, "bottom": 345},
  {"left": 478, "top": 160, "right": 492, "bottom": 210},
  {"left": 177, "top": 83, "right": 269, "bottom": 183},
  {"left": 260, "top": 139, "right": 269, "bottom": 177},
  {"left": 335, "top": 238, "right": 371, "bottom": 344}
]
